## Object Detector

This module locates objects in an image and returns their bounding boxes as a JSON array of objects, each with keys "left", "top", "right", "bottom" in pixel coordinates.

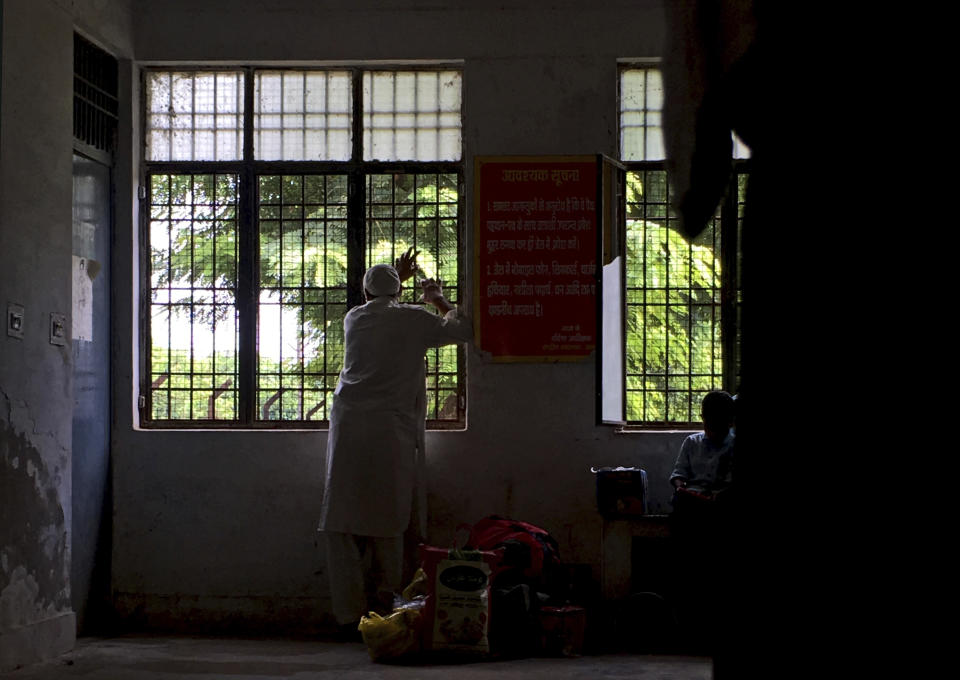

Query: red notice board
[{"left": 474, "top": 156, "right": 598, "bottom": 361}]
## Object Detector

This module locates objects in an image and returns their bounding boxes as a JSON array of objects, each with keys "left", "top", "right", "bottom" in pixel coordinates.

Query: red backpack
[{"left": 461, "top": 516, "right": 560, "bottom": 581}]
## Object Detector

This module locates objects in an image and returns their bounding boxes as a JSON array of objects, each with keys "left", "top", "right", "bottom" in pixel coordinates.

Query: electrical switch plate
[
  {"left": 49, "top": 313, "right": 66, "bottom": 346},
  {"left": 7, "top": 303, "right": 24, "bottom": 339}
]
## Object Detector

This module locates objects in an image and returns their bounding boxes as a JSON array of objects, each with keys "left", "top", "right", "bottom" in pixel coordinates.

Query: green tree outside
[
  {"left": 149, "top": 172, "right": 461, "bottom": 422},
  {"left": 624, "top": 170, "right": 723, "bottom": 424}
]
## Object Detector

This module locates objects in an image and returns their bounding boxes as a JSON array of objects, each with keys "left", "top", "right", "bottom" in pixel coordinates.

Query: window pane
[
  {"left": 363, "top": 71, "right": 462, "bottom": 161},
  {"left": 734, "top": 171, "right": 747, "bottom": 389},
  {"left": 621, "top": 65, "right": 750, "bottom": 161},
  {"left": 624, "top": 170, "right": 722, "bottom": 424},
  {"left": 365, "top": 172, "right": 463, "bottom": 421},
  {"left": 365, "top": 173, "right": 460, "bottom": 303},
  {"left": 620, "top": 68, "right": 664, "bottom": 161},
  {"left": 258, "top": 175, "right": 349, "bottom": 421},
  {"left": 148, "top": 174, "right": 239, "bottom": 419},
  {"left": 254, "top": 71, "right": 353, "bottom": 161},
  {"left": 732, "top": 132, "right": 752, "bottom": 160},
  {"left": 146, "top": 72, "right": 244, "bottom": 161},
  {"left": 144, "top": 67, "right": 465, "bottom": 427}
]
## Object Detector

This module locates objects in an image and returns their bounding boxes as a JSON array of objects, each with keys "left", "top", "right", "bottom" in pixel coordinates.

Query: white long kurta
[{"left": 319, "top": 296, "right": 471, "bottom": 538}]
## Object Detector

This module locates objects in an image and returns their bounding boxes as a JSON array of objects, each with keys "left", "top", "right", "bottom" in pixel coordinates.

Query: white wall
[{"left": 112, "top": 0, "right": 689, "bottom": 630}]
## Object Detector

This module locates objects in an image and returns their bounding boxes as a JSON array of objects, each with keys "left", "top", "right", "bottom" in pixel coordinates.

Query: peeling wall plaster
[{"left": 0, "top": 413, "right": 70, "bottom": 630}]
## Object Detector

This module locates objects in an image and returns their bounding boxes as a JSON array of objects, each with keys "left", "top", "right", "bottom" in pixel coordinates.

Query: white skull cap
[{"left": 363, "top": 264, "right": 401, "bottom": 296}]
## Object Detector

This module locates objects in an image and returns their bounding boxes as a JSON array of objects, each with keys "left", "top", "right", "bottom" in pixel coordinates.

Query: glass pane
[
  {"left": 146, "top": 71, "right": 244, "bottom": 161},
  {"left": 732, "top": 131, "right": 752, "bottom": 160},
  {"left": 620, "top": 68, "right": 665, "bottom": 162},
  {"left": 363, "top": 70, "right": 462, "bottom": 161},
  {"left": 254, "top": 71, "right": 353, "bottom": 161}
]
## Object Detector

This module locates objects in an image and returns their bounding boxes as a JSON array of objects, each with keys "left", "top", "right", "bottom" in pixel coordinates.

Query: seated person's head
[
  {"left": 700, "top": 390, "right": 735, "bottom": 443},
  {"left": 363, "top": 264, "right": 401, "bottom": 300}
]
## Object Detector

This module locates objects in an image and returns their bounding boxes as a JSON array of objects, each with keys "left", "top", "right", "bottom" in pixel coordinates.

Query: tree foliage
[
  {"left": 149, "top": 172, "right": 461, "bottom": 421},
  {"left": 624, "top": 170, "right": 723, "bottom": 423}
]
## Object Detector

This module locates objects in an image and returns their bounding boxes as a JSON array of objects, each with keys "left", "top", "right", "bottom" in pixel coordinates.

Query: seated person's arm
[{"left": 669, "top": 437, "right": 694, "bottom": 489}]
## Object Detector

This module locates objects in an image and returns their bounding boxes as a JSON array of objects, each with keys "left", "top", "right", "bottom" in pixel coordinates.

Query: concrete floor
[{"left": 0, "top": 636, "right": 712, "bottom": 679}]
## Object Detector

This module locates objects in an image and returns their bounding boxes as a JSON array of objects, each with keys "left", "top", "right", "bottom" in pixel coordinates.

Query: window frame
[
  {"left": 138, "top": 64, "right": 466, "bottom": 430},
  {"left": 617, "top": 62, "right": 747, "bottom": 429}
]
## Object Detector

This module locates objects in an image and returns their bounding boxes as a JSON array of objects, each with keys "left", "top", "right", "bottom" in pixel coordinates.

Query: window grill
[
  {"left": 365, "top": 172, "right": 463, "bottom": 421},
  {"left": 142, "top": 66, "right": 464, "bottom": 428},
  {"left": 148, "top": 174, "right": 240, "bottom": 421},
  {"left": 620, "top": 64, "right": 745, "bottom": 426},
  {"left": 731, "top": 172, "right": 748, "bottom": 392},
  {"left": 74, "top": 33, "right": 118, "bottom": 154},
  {"left": 257, "top": 174, "right": 349, "bottom": 421},
  {"left": 625, "top": 168, "right": 723, "bottom": 423}
]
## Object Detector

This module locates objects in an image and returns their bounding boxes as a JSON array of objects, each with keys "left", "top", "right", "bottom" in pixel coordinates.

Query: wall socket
[
  {"left": 7, "top": 303, "right": 25, "bottom": 339},
  {"left": 50, "top": 313, "right": 66, "bottom": 346}
]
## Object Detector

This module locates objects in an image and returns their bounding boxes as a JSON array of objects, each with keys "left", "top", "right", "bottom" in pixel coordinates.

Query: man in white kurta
[{"left": 319, "top": 257, "right": 471, "bottom": 628}]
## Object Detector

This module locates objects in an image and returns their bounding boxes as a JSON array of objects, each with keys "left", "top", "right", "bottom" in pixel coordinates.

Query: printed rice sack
[{"left": 419, "top": 545, "right": 503, "bottom": 655}]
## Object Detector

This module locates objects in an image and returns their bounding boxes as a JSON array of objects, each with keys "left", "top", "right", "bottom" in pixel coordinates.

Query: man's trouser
[{"left": 322, "top": 532, "right": 403, "bottom": 625}]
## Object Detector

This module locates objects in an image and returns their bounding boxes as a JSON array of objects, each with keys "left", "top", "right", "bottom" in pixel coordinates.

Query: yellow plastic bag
[
  {"left": 358, "top": 607, "right": 422, "bottom": 662},
  {"left": 402, "top": 567, "right": 429, "bottom": 601}
]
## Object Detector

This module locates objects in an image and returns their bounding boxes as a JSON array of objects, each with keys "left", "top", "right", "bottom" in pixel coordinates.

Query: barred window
[
  {"left": 143, "top": 66, "right": 464, "bottom": 428},
  {"left": 365, "top": 172, "right": 461, "bottom": 419},
  {"left": 148, "top": 173, "right": 239, "bottom": 420},
  {"left": 619, "top": 65, "right": 746, "bottom": 425}
]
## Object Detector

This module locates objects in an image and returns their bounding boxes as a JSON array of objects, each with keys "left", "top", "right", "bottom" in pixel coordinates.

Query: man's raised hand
[{"left": 394, "top": 247, "right": 420, "bottom": 282}]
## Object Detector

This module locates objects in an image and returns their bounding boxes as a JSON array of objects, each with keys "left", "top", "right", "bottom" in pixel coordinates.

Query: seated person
[
  {"left": 669, "top": 390, "right": 735, "bottom": 507},
  {"left": 666, "top": 391, "right": 736, "bottom": 648}
]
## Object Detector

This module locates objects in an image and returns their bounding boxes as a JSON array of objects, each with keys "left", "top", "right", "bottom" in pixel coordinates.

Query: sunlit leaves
[
  {"left": 150, "top": 171, "right": 461, "bottom": 422},
  {"left": 625, "top": 170, "right": 722, "bottom": 423}
]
